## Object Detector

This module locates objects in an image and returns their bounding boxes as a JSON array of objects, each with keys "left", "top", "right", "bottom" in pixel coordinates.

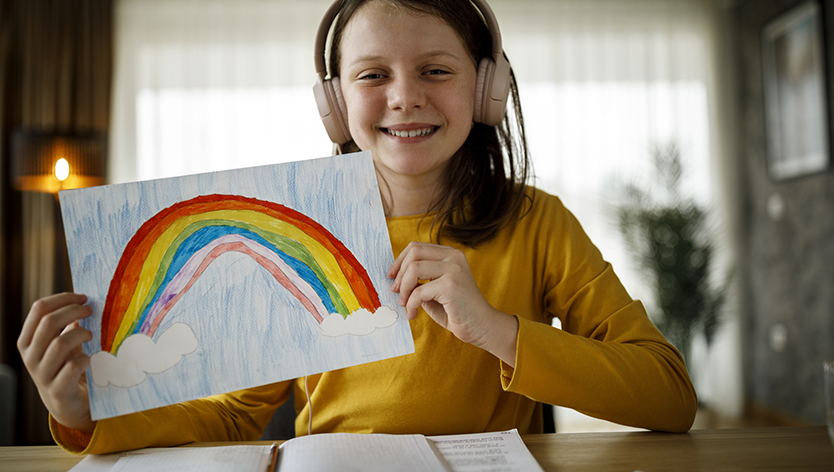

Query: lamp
[{"left": 11, "top": 130, "right": 106, "bottom": 193}]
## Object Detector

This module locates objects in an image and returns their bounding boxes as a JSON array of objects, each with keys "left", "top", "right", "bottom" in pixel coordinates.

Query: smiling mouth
[{"left": 383, "top": 127, "right": 437, "bottom": 138}]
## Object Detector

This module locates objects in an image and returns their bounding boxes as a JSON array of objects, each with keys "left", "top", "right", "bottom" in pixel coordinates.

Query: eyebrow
[{"left": 347, "top": 50, "right": 467, "bottom": 68}]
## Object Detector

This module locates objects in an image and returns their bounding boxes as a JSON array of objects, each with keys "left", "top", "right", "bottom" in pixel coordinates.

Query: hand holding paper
[
  {"left": 17, "top": 293, "right": 96, "bottom": 433},
  {"left": 388, "top": 241, "right": 519, "bottom": 367}
]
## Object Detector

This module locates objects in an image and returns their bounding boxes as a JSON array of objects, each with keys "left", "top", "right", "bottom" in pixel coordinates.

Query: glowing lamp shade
[{"left": 11, "top": 130, "right": 106, "bottom": 193}]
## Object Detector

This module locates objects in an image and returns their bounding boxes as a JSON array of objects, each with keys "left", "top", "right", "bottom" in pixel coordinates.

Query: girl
[{"left": 18, "top": 0, "right": 697, "bottom": 454}]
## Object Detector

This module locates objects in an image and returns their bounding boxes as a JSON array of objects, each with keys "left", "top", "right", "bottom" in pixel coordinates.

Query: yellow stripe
[{"left": 112, "top": 210, "right": 360, "bottom": 349}]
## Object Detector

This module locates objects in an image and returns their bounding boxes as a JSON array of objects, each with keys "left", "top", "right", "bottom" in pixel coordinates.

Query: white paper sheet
[
  {"left": 277, "top": 432, "right": 450, "bottom": 472},
  {"left": 69, "top": 445, "right": 275, "bottom": 472},
  {"left": 428, "top": 429, "right": 544, "bottom": 472},
  {"left": 60, "top": 152, "right": 414, "bottom": 421}
]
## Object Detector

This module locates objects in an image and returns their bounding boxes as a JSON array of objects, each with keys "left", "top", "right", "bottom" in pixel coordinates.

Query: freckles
[
  {"left": 342, "top": 92, "right": 369, "bottom": 140},
  {"left": 346, "top": 90, "right": 381, "bottom": 119},
  {"left": 448, "top": 80, "right": 476, "bottom": 113}
]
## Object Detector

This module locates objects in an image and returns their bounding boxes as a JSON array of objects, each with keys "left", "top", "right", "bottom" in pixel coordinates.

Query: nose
[{"left": 387, "top": 75, "right": 426, "bottom": 111}]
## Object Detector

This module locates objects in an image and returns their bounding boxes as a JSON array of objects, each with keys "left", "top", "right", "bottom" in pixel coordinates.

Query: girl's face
[{"left": 338, "top": 1, "right": 477, "bottom": 186}]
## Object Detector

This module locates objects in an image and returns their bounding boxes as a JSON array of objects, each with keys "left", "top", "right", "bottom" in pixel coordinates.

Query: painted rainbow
[{"left": 101, "top": 194, "right": 380, "bottom": 354}]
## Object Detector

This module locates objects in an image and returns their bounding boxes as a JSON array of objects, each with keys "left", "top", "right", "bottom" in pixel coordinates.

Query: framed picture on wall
[{"left": 761, "top": 0, "right": 830, "bottom": 181}]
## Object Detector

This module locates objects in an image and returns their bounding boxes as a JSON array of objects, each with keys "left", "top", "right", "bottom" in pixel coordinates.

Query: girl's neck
[{"left": 376, "top": 167, "right": 444, "bottom": 218}]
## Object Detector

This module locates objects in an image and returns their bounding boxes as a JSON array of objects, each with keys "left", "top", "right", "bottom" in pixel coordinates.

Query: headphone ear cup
[
  {"left": 474, "top": 55, "right": 511, "bottom": 127},
  {"left": 331, "top": 76, "right": 349, "bottom": 134},
  {"left": 473, "top": 57, "right": 492, "bottom": 125},
  {"left": 313, "top": 76, "right": 351, "bottom": 144}
]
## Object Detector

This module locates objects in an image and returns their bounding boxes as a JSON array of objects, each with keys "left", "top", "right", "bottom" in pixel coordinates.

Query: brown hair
[{"left": 329, "top": 0, "right": 532, "bottom": 247}]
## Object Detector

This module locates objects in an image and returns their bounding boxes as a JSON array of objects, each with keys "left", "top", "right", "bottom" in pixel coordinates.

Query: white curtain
[
  {"left": 110, "top": 0, "right": 335, "bottom": 184},
  {"left": 110, "top": 0, "right": 743, "bottom": 426}
]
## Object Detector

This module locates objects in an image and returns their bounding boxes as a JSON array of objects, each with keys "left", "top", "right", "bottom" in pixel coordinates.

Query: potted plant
[{"left": 610, "top": 142, "right": 727, "bottom": 367}]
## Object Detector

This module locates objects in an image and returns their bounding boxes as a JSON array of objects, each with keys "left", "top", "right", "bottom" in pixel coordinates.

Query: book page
[
  {"left": 69, "top": 445, "right": 275, "bottom": 472},
  {"left": 428, "top": 429, "right": 544, "bottom": 472},
  {"left": 278, "top": 433, "right": 451, "bottom": 472}
]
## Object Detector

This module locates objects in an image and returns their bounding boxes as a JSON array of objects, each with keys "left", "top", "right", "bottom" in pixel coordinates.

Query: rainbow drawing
[{"left": 100, "top": 194, "right": 381, "bottom": 354}]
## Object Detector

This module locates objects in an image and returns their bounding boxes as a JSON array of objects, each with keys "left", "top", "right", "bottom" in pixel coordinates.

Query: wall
[{"left": 735, "top": 0, "right": 834, "bottom": 424}]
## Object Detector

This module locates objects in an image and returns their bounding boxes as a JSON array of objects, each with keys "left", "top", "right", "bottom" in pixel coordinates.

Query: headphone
[{"left": 312, "top": 0, "right": 512, "bottom": 145}]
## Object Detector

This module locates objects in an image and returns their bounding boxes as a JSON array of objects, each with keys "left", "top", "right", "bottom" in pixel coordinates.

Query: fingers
[
  {"left": 390, "top": 243, "right": 440, "bottom": 308},
  {"left": 388, "top": 241, "right": 432, "bottom": 286},
  {"left": 26, "top": 304, "right": 92, "bottom": 370},
  {"left": 388, "top": 242, "right": 458, "bottom": 290},
  {"left": 16, "top": 293, "right": 96, "bottom": 433},
  {"left": 18, "top": 293, "right": 92, "bottom": 383},
  {"left": 396, "top": 259, "right": 448, "bottom": 308},
  {"left": 403, "top": 281, "right": 444, "bottom": 321},
  {"left": 18, "top": 293, "right": 87, "bottom": 351},
  {"left": 388, "top": 242, "right": 473, "bottom": 319},
  {"left": 52, "top": 351, "right": 91, "bottom": 401},
  {"left": 38, "top": 324, "right": 93, "bottom": 385}
]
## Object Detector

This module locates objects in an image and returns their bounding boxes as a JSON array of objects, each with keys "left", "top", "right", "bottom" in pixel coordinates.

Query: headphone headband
[
  {"left": 314, "top": 0, "right": 342, "bottom": 80},
  {"left": 314, "top": 0, "right": 504, "bottom": 80}
]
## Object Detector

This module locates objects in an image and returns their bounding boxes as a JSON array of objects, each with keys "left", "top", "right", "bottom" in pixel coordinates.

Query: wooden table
[
  {"left": 525, "top": 426, "right": 833, "bottom": 471},
  {"left": 1, "top": 426, "right": 831, "bottom": 471}
]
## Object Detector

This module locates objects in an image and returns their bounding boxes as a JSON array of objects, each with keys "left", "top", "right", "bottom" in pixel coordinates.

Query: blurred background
[{"left": 0, "top": 0, "right": 832, "bottom": 445}]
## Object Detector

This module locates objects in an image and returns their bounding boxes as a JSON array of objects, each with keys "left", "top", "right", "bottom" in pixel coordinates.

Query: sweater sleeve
[
  {"left": 500, "top": 194, "right": 697, "bottom": 433},
  {"left": 51, "top": 380, "right": 292, "bottom": 455}
]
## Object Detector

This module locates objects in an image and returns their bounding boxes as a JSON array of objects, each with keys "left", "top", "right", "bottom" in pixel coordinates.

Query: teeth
[{"left": 386, "top": 128, "right": 434, "bottom": 138}]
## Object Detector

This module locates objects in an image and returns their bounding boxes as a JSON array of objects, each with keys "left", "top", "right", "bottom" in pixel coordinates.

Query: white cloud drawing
[
  {"left": 90, "top": 322, "right": 199, "bottom": 388},
  {"left": 319, "top": 306, "right": 398, "bottom": 337}
]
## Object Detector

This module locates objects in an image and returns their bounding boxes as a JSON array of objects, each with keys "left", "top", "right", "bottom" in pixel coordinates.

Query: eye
[
  {"left": 358, "top": 72, "right": 385, "bottom": 80},
  {"left": 424, "top": 69, "right": 450, "bottom": 76}
]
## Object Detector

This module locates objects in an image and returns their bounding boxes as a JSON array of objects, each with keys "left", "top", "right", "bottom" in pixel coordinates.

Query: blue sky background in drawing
[{"left": 59, "top": 151, "right": 415, "bottom": 420}]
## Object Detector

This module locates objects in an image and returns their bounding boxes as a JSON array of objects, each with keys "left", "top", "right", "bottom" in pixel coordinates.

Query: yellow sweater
[{"left": 52, "top": 188, "right": 696, "bottom": 454}]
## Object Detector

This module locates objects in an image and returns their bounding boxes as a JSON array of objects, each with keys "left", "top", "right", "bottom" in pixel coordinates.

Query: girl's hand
[
  {"left": 17, "top": 293, "right": 97, "bottom": 434},
  {"left": 387, "top": 242, "right": 518, "bottom": 366}
]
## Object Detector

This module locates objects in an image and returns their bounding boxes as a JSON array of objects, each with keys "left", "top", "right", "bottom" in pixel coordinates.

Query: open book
[{"left": 70, "top": 429, "right": 544, "bottom": 472}]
